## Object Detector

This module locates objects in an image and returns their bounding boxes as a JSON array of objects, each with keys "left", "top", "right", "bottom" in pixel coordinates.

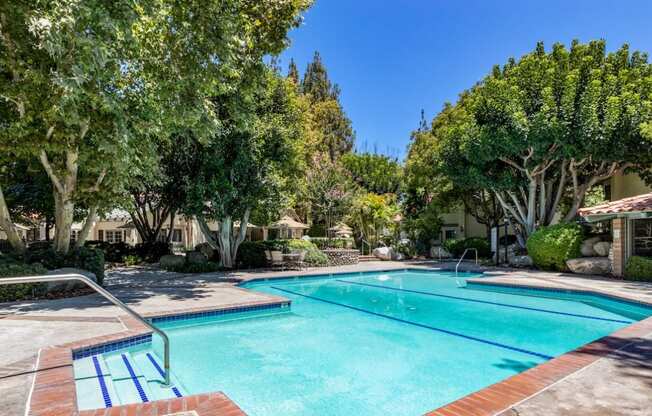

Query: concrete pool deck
[{"left": 0, "top": 261, "right": 651, "bottom": 415}]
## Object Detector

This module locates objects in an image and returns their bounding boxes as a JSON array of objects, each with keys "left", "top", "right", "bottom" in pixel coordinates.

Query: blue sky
[{"left": 280, "top": 0, "right": 652, "bottom": 159}]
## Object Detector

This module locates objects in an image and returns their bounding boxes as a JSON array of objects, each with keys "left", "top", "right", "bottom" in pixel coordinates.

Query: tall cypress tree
[{"left": 288, "top": 58, "right": 300, "bottom": 84}]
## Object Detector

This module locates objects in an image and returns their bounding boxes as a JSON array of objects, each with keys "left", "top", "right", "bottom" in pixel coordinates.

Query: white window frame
[{"left": 104, "top": 230, "right": 123, "bottom": 244}]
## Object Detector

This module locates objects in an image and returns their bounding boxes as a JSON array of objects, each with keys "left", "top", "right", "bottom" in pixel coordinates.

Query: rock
[
  {"left": 509, "top": 255, "right": 533, "bottom": 268},
  {"left": 593, "top": 241, "right": 611, "bottom": 257},
  {"left": 186, "top": 251, "right": 207, "bottom": 264},
  {"left": 160, "top": 254, "right": 185, "bottom": 269},
  {"left": 195, "top": 243, "right": 215, "bottom": 260},
  {"left": 566, "top": 257, "right": 611, "bottom": 275},
  {"left": 372, "top": 246, "right": 394, "bottom": 261},
  {"left": 391, "top": 251, "right": 405, "bottom": 261},
  {"left": 580, "top": 236, "right": 602, "bottom": 257},
  {"left": 46, "top": 268, "right": 97, "bottom": 292},
  {"left": 430, "top": 246, "right": 452, "bottom": 259}
]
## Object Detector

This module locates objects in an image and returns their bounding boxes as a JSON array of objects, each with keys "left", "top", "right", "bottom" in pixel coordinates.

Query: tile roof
[{"left": 578, "top": 192, "right": 652, "bottom": 216}]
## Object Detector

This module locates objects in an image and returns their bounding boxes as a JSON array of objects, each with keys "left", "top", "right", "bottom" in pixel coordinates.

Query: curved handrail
[
  {"left": 0, "top": 273, "right": 172, "bottom": 387},
  {"left": 455, "top": 248, "right": 478, "bottom": 287}
]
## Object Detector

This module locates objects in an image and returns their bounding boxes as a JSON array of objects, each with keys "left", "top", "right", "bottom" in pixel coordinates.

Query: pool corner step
[
  {"left": 132, "top": 351, "right": 186, "bottom": 399},
  {"left": 107, "top": 351, "right": 154, "bottom": 405}
]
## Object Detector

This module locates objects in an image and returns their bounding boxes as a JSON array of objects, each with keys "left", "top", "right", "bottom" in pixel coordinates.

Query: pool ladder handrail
[
  {"left": 0, "top": 273, "right": 172, "bottom": 387},
  {"left": 455, "top": 248, "right": 478, "bottom": 287}
]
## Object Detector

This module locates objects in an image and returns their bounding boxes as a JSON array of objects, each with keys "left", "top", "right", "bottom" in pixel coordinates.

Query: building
[{"left": 579, "top": 173, "right": 652, "bottom": 276}]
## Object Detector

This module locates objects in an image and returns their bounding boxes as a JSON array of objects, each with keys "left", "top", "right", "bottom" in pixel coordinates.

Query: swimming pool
[{"left": 73, "top": 269, "right": 652, "bottom": 415}]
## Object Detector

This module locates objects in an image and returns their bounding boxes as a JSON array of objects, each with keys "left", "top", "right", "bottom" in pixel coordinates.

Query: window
[
  {"left": 632, "top": 219, "right": 652, "bottom": 257},
  {"left": 172, "top": 229, "right": 182, "bottom": 243},
  {"left": 443, "top": 228, "right": 457, "bottom": 241},
  {"left": 104, "top": 230, "right": 123, "bottom": 244}
]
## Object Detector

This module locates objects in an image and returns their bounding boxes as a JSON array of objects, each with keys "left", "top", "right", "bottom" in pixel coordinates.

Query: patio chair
[
  {"left": 270, "top": 250, "right": 286, "bottom": 270},
  {"left": 285, "top": 250, "right": 306, "bottom": 270}
]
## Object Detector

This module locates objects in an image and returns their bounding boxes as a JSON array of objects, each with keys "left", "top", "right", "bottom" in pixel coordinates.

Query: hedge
[
  {"left": 443, "top": 237, "right": 491, "bottom": 258},
  {"left": 526, "top": 223, "right": 583, "bottom": 271},
  {"left": 287, "top": 240, "right": 328, "bottom": 266},
  {"left": 0, "top": 257, "right": 48, "bottom": 302},
  {"left": 24, "top": 245, "right": 105, "bottom": 285},
  {"left": 237, "top": 241, "right": 268, "bottom": 269},
  {"left": 625, "top": 256, "right": 652, "bottom": 281}
]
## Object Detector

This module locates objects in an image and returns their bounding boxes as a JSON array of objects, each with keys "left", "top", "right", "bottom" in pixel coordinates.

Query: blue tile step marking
[
  {"left": 335, "top": 279, "right": 633, "bottom": 324},
  {"left": 272, "top": 286, "right": 553, "bottom": 360},
  {"left": 92, "top": 355, "right": 113, "bottom": 408},
  {"left": 121, "top": 353, "right": 149, "bottom": 403},
  {"left": 142, "top": 352, "right": 183, "bottom": 398}
]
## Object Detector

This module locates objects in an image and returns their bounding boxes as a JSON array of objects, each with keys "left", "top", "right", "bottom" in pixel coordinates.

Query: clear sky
[{"left": 280, "top": 0, "right": 652, "bottom": 159}]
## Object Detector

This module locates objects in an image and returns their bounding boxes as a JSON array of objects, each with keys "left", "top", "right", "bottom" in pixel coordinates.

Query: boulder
[
  {"left": 593, "top": 241, "right": 611, "bottom": 257},
  {"left": 186, "top": 251, "right": 208, "bottom": 264},
  {"left": 509, "top": 255, "right": 533, "bottom": 268},
  {"left": 46, "top": 268, "right": 97, "bottom": 292},
  {"left": 373, "top": 246, "right": 394, "bottom": 261},
  {"left": 391, "top": 251, "right": 405, "bottom": 261},
  {"left": 430, "top": 246, "right": 452, "bottom": 259},
  {"left": 566, "top": 257, "right": 611, "bottom": 275},
  {"left": 160, "top": 254, "right": 185, "bottom": 269},
  {"left": 580, "top": 236, "right": 602, "bottom": 257},
  {"left": 195, "top": 243, "right": 215, "bottom": 260}
]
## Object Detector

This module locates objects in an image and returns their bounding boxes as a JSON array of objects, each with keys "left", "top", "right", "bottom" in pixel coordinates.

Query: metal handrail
[
  {"left": 455, "top": 248, "right": 478, "bottom": 287},
  {"left": 0, "top": 273, "right": 172, "bottom": 387}
]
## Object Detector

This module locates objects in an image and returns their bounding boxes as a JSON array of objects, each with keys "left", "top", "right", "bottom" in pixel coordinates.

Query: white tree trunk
[
  {"left": 0, "top": 184, "right": 26, "bottom": 253},
  {"left": 75, "top": 204, "right": 98, "bottom": 249}
]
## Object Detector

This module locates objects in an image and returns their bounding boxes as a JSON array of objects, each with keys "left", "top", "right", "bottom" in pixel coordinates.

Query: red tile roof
[{"left": 579, "top": 192, "right": 652, "bottom": 216}]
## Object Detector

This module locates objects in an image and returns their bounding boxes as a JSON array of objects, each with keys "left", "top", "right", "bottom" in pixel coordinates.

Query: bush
[
  {"left": 287, "top": 240, "right": 329, "bottom": 266},
  {"left": 527, "top": 223, "right": 583, "bottom": 271},
  {"left": 0, "top": 257, "right": 48, "bottom": 302},
  {"left": 24, "top": 246, "right": 105, "bottom": 285},
  {"left": 237, "top": 241, "right": 268, "bottom": 269},
  {"left": 84, "top": 241, "right": 133, "bottom": 263},
  {"left": 443, "top": 238, "right": 491, "bottom": 258},
  {"left": 309, "top": 237, "right": 355, "bottom": 249},
  {"left": 123, "top": 255, "right": 142, "bottom": 266},
  {"left": 393, "top": 241, "right": 416, "bottom": 259},
  {"left": 261, "top": 239, "right": 290, "bottom": 253},
  {"left": 625, "top": 256, "right": 652, "bottom": 281},
  {"left": 134, "top": 241, "right": 171, "bottom": 263}
]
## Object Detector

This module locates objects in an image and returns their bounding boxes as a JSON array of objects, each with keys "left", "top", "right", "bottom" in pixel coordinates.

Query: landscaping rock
[
  {"left": 195, "top": 243, "right": 215, "bottom": 260},
  {"left": 510, "top": 255, "right": 533, "bottom": 268},
  {"left": 373, "top": 246, "right": 394, "bottom": 261},
  {"left": 593, "top": 241, "right": 611, "bottom": 257},
  {"left": 186, "top": 251, "right": 208, "bottom": 264},
  {"left": 160, "top": 254, "right": 185, "bottom": 269},
  {"left": 391, "top": 251, "right": 405, "bottom": 261},
  {"left": 430, "top": 246, "right": 452, "bottom": 259},
  {"left": 46, "top": 268, "right": 97, "bottom": 292},
  {"left": 580, "top": 236, "right": 602, "bottom": 257},
  {"left": 323, "top": 249, "right": 359, "bottom": 266},
  {"left": 566, "top": 257, "right": 611, "bottom": 275}
]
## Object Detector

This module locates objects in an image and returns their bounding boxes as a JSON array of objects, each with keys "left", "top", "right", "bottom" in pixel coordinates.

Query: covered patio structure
[{"left": 579, "top": 192, "right": 652, "bottom": 276}]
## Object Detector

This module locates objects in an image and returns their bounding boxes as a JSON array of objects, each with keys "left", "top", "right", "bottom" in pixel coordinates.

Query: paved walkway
[{"left": 1, "top": 261, "right": 651, "bottom": 415}]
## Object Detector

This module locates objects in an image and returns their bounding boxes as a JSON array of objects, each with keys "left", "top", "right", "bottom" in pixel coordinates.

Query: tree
[
  {"left": 341, "top": 152, "right": 403, "bottom": 195},
  {"left": 0, "top": 0, "right": 311, "bottom": 255},
  {"left": 300, "top": 52, "right": 355, "bottom": 161},
  {"left": 288, "top": 59, "right": 300, "bottom": 84},
  {"left": 348, "top": 192, "right": 400, "bottom": 248},
  {"left": 185, "top": 69, "right": 305, "bottom": 268},
  {"left": 433, "top": 40, "right": 652, "bottom": 240}
]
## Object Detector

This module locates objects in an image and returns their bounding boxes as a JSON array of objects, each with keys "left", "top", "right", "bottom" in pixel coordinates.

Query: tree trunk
[
  {"left": 218, "top": 217, "right": 234, "bottom": 268},
  {"left": 75, "top": 204, "right": 98, "bottom": 249},
  {"left": 53, "top": 189, "right": 75, "bottom": 254},
  {"left": 0, "top": 184, "right": 26, "bottom": 253}
]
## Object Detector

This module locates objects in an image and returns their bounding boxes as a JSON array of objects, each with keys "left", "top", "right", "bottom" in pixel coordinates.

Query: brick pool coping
[{"left": 25, "top": 269, "right": 652, "bottom": 416}]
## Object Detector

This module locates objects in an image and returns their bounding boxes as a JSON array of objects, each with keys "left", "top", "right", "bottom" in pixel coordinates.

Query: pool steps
[{"left": 74, "top": 351, "right": 186, "bottom": 409}]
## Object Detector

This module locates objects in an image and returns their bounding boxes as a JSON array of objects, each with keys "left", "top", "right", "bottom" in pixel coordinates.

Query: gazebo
[
  {"left": 269, "top": 216, "right": 309, "bottom": 239},
  {"left": 578, "top": 192, "right": 652, "bottom": 276}
]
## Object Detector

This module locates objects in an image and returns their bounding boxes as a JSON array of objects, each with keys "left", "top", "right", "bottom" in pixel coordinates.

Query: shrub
[
  {"left": 0, "top": 257, "right": 48, "bottom": 302},
  {"left": 526, "top": 223, "right": 583, "bottom": 271},
  {"left": 134, "top": 241, "right": 171, "bottom": 263},
  {"left": 625, "top": 256, "right": 652, "bottom": 281},
  {"left": 304, "top": 249, "right": 329, "bottom": 266},
  {"left": 443, "top": 238, "right": 491, "bottom": 258},
  {"left": 262, "top": 239, "right": 290, "bottom": 253},
  {"left": 393, "top": 241, "right": 416, "bottom": 259},
  {"left": 84, "top": 241, "right": 133, "bottom": 263},
  {"left": 310, "top": 237, "right": 355, "bottom": 249},
  {"left": 237, "top": 241, "right": 268, "bottom": 269},
  {"left": 123, "top": 255, "right": 142, "bottom": 266},
  {"left": 24, "top": 246, "right": 105, "bottom": 285}
]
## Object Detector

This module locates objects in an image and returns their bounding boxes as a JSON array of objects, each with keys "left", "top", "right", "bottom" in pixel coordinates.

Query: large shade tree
[
  {"left": 434, "top": 40, "right": 652, "bottom": 240},
  {"left": 0, "top": 0, "right": 311, "bottom": 254},
  {"left": 185, "top": 69, "right": 306, "bottom": 268}
]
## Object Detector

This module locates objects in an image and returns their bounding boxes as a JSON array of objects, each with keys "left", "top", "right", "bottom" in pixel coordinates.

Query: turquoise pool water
[{"left": 75, "top": 270, "right": 652, "bottom": 415}]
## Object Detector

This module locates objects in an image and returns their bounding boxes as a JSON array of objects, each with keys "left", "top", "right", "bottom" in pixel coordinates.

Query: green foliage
[
  {"left": 237, "top": 242, "right": 268, "bottom": 269},
  {"left": 304, "top": 248, "right": 329, "bottom": 266},
  {"left": 84, "top": 241, "right": 133, "bottom": 263},
  {"left": 0, "top": 257, "right": 47, "bottom": 302},
  {"left": 23, "top": 246, "right": 105, "bottom": 285},
  {"left": 393, "top": 242, "right": 416, "bottom": 259},
  {"left": 403, "top": 202, "right": 443, "bottom": 253},
  {"left": 341, "top": 153, "right": 403, "bottom": 195},
  {"left": 133, "top": 242, "right": 172, "bottom": 263},
  {"left": 443, "top": 238, "right": 492, "bottom": 258},
  {"left": 526, "top": 224, "right": 584, "bottom": 271},
  {"left": 625, "top": 256, "right": 652, "bottom": 281},
  {"left": 123, "top": 255, "right": 142, "bottom": 267},
  {"left": 348, "top": 193, "right": 400, "bottom": 247},
  {"left": 309, "top": 237, "right": 355, "bottom": 249}
]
